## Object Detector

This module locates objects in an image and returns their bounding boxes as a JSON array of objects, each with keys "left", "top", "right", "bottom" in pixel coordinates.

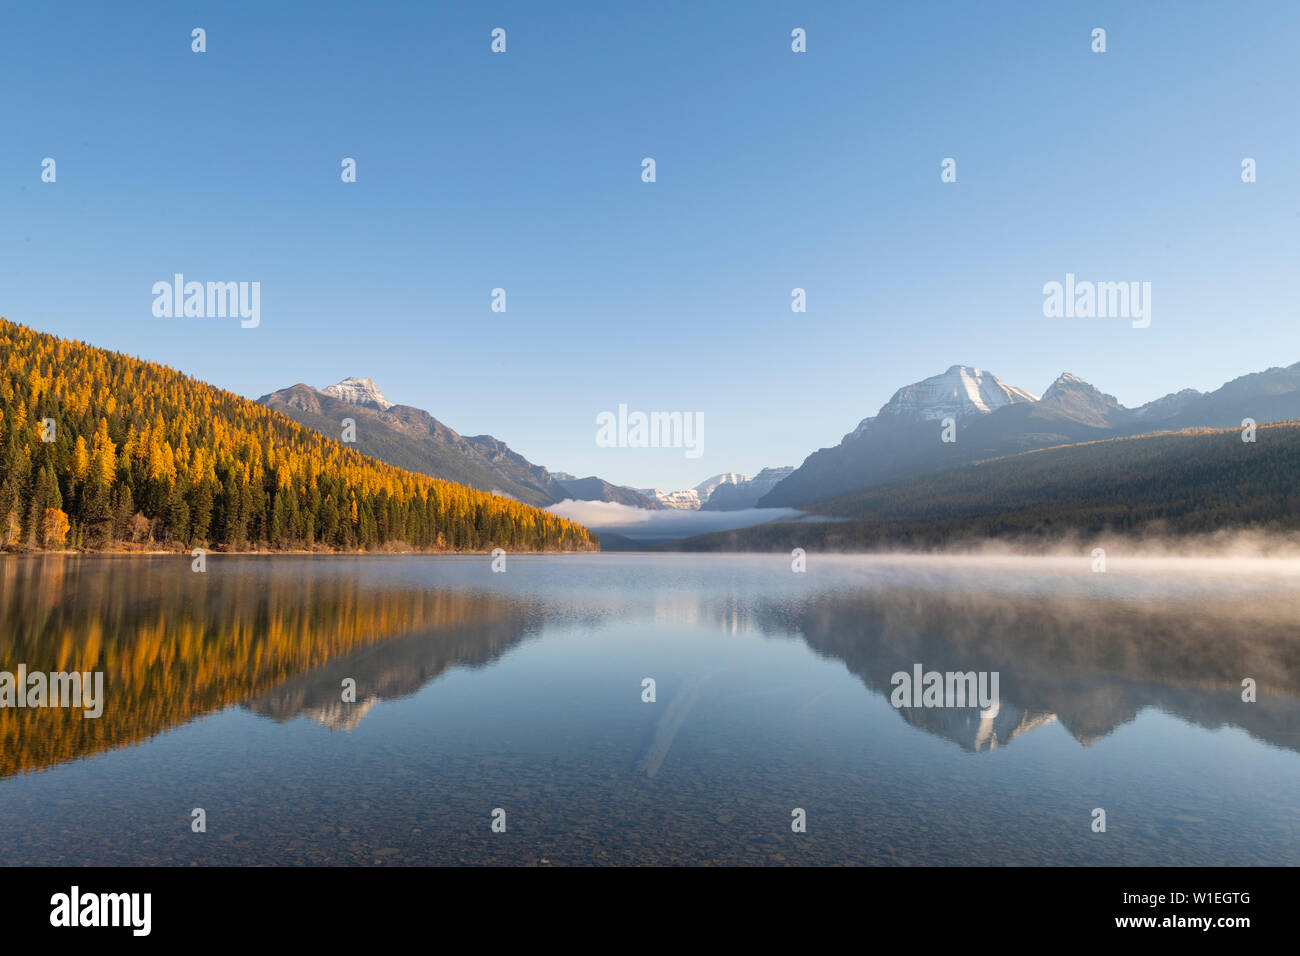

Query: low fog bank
[
  {"left": 545, "top": 500, "right": 804, "bottom": 542},
  {"left": 678, "top": 524, "right": 1300, "bottom": 574},
  {"left": 863, "top": 528, "right": 1300, "bottom": 567},
  {"left": 551, "top": 498, "right": 1300, "bottom": 571}
]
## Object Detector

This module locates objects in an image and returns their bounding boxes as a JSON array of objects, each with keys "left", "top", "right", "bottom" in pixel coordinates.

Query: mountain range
[
  {"left": 261, "top": 358, "right": 1300, "bottom": 532},
  {"left": 759, "top": 362, "right": 1300, "bottom": 509},
  {"left": 700, "top": 467, "right": 795, "bottom": 510},
  {"left": 635, "top": 472, "right": 794, "bottom": 510},
  {"left": 260, "top": 382, "right": 556, "bottom": 507},
  {"left": 678, "top": 418, "right": 1300, "bottom": 551},
  {"left": 259, "top": 379, "right": 789, "bottom": 512}
]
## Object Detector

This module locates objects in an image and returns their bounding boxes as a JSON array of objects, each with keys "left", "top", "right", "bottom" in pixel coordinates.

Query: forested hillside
[
  {"left": 0, "top": 319, "right": 596, "bottom": 552},
  {"left": 673, "top": 424, "right": 1300, "bottom": 551}
]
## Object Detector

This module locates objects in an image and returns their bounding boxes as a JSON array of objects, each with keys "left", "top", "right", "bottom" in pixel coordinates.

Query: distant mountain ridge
[
  {"left": 701, "top": 467, "right": 795, "bottom": 510},
  {"left": 261, "top": 379, "right": 795, "bottom": 513},
  {"left": 635, "top": 487, "right": 705, "bottom": 510},
  {"left": 761, "top": 361, "right": 1300, "bottom": 509},
  {"left": 636, "top": 470, "right": 797, "bottom": 511},
  {"left": 552, "top": 473, "right": 663, "bottom": 509},
  {"left": 677, "top": 419, "right": 1300, "bottom": 552},
  {"left": 260, "top": 380, "right": 661, "bottom": 510},
  {"left": 263, "top": 359, "right": 1300, "bottom": 521}
]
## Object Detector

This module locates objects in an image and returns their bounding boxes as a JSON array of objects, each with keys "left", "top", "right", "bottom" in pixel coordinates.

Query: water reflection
[
  {"left": 760, "top": 585, "right": 1300, "bottom": 754},
  {"left": 242, "top": 610, "right": 540, "bottom": 731},
  {"left": 2, "top": 554, "right": 1298, "bottom": 782},
  {"left": 0, "top": 556, "right": 540, "bottom": 777}
]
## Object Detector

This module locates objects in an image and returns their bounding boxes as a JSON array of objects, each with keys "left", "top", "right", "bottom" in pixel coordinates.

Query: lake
[{"left": 0, "top": 552, "right": 1297, "bottom": 866}]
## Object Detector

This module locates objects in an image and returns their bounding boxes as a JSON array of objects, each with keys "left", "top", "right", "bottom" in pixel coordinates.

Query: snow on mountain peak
[
  {"left": 322, "top": 376, "right": 394, "bottom": 410},
  {"left": 694, "top": 473, "right": 751, "bottom": 500},
  {"left": 1034, "top": 369, "right": 1097, "bottom": 395},
  {"left": 635, "top": 487, "right": 702, "bottom": 510},
  {"left": 1040, "top": 372, "right": 1090, "bottom": 400},
  {"left": 878, "top": 365, "right": 1038, "bottom": 422},
  {"left": 640, "top": 469, "right": 794, "bottom": 510}
]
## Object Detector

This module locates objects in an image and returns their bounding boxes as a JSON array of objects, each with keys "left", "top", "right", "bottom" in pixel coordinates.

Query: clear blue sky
[{"left": 3, "top": 1, "right": 1298, "bottom": 490}]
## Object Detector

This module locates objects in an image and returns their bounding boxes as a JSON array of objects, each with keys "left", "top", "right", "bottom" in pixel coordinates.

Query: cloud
[{"left": 545, "top": 499, "right": 804, "bottom": 541}]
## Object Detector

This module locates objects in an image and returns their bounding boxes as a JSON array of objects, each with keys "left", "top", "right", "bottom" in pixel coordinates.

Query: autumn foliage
[
  {"left": 0, "top": 557, "right": 539, "bottom": 777},
  {"left": 0, "top": 319, "right": 596, "bottom": 552}
]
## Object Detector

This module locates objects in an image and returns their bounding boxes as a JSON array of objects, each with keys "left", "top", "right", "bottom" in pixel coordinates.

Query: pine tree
[{"left": 0, "top": 317, "right": 596, "bottom": 554}]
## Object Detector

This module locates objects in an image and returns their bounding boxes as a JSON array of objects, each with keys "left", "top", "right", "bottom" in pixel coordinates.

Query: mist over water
[
  {"left": 544, "top": 499, "right": 804, "bottom": 541},
  {"left": 0, "top": 553, "right": 1296, "bottom": 865},
  {"left": 858, "top": 527, "right": 1300, "bottom": 563}
]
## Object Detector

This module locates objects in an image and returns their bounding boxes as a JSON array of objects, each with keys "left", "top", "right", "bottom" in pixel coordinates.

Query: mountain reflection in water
[{"left": 2, "top": 554, "right": 1296, "bottom": 777}]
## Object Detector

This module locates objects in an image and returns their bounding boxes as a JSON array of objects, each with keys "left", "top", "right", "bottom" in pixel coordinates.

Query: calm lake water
[{"left": 0, "top": 553, "right": 1297, "bottom": 866}]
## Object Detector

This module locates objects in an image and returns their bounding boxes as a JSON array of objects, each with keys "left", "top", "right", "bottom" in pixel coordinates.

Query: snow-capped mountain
[
  {"left": 846, "top": 365, "right": 1036, "bottom": 440},
  {"left": 762, "top": 360, "right": 1300, "bottom": 509},
  {"left": 322, "top": 376, "right": 394, "bottom": 410},
  {"left": 766, "top": 365, "right": 1108, "bottom": 507},
  {"left": 636, "top": 474, "right": 754, "bottom": 511},
  {"left": 271, "top": 359, "right": 1300, "bottom": 523},
  {"left": 636, "top": 476, "right": 746, "bottom": 511},
  {"left": 694, "top": 473, "right": 750, "bottom": 500},
  {"left": 701, "top": 466, "right": 796, "bottom": 511},
  {"left": 884, "top": 364, "right": 1037, "bottom": 417},
  {"left": 637, "top": 488, "right": 703, "bottom": 510},
  {"left": 636, "top": 469, "right": 795, "bottom": 511}
]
